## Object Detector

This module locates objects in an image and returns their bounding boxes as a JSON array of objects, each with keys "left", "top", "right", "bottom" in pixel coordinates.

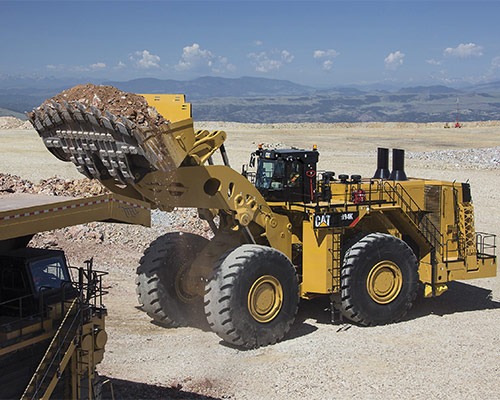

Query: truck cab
[{"left": 0, "top": 248, "right": 73, "bottom": 319}]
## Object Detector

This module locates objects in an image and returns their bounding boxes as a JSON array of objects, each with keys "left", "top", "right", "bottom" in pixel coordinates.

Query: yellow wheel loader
[{"left": 28, "top": 85, "right": 497, "bottom": 349}]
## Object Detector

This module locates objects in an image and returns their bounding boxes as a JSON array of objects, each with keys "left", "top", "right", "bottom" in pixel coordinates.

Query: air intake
[
  {"left": 389, "top": 148, "right": 408, "bottom": 181},
  {"left": 373, "top": 147, "right": 390, "bottom": 179}
]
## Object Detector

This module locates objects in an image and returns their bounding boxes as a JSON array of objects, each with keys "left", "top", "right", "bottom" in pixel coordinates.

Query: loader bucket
[{"left": 28, "top": 85, "right": 195, "bottom": 186}]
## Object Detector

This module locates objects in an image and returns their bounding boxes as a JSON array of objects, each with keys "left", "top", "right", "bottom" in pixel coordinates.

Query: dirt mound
[
  {"left": 0, "top": 116, "right": 32, "bottom": 130},
  {"left": 0, "top": 173, "right": 34, "bottom": 193},
  {"left": 1, "top": 173, "right": 210, "bottom": 252},
  {"left": 31, "top": 83, "right": 170, "bottom": 129},
  {"left": 0, "top": 173, "right": 108, "bottom": 196}
]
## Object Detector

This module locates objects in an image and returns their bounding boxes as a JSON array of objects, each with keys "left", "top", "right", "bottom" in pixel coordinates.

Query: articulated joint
[{"left": 233, "top": 193, "right": 258, "bottom": 226}]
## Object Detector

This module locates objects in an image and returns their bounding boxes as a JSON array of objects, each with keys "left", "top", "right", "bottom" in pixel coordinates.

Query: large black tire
[
  {"left": 204, "top": 244, "right": 299, "bottom": 349},
  {"left": 136, "top": 232, "right": 209, "bottom": 327},
  {"left": 340, "top": 233, "right": 419, "bottom": 326}
]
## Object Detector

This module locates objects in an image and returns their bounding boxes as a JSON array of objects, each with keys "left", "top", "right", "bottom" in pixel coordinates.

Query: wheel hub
[
  {"left": 366, "top": 261, "right": 403, "bottom": 304},
  {"left": 175, "top": 265, "right": 199, "bottom": 304},
  {"left": 248, "top": 275, "right": 283, "bottom": 323}
]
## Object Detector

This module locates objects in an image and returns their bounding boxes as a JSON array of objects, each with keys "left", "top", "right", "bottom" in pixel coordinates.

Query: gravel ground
[{"left": 1, "top": 118, "right": 499, "bottom": 399}]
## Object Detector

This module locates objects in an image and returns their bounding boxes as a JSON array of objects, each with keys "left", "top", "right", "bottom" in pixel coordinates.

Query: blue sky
[{"left": 1, "top": 0, "right": 500, "bottom": 87}]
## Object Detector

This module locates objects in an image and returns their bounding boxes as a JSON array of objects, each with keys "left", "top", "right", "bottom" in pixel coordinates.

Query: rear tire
[
  {"left": 204, "top": 244, "right": 299, "bottom": 348},
  {"left": 340, "top": 233, "right": 418, "bottom": 326},
  {"left": 136, "top": 232, "right": 208, "bottom": 327}
]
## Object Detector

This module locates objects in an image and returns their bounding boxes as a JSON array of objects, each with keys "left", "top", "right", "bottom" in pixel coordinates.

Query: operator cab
[
  {"left": 0, "top": 248, "right": 73, "bottom": 318},
  {"left": 250, "top": 146, "right": 319, "bottom": 203}
]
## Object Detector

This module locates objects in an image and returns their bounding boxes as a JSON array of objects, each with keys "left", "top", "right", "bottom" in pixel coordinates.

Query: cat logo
[
  {"left": 313, "top": 211, "right": 360, "bottom": 229},
  {"left": 314, "top": 214, "right": 331, "bottom": 228}
]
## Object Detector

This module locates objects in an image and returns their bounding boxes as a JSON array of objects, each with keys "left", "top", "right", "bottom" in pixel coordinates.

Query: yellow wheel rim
[
  {"left": 175, "top": 265, "right": 197, "bottom": 304},
  {"left": 248, "top": 275, "right": 283, "bottom": 323},
  {"left": 366, "top": 261, "right": 403, "bottom": 304}
]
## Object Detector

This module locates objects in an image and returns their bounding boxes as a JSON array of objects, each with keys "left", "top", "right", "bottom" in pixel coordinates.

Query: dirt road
[{"left": 1, "top": 122, "right": 499, "bottom": 399}]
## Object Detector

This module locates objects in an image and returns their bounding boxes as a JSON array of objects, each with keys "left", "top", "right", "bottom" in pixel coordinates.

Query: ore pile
[
  {"left": 407, "top": 147, "right": 500, "bottom": 170},
  {"left": 0, "top": 173, "right": 108, "bottom": 196},
  {"left": 30, "top": 83, "right": 169, "bottom": 130},
  {"left": 1, "top": 173, "right": 211, "bottom": 252},
  {"left": 0, "top": 117, "right": 32, "bottom": 130}
]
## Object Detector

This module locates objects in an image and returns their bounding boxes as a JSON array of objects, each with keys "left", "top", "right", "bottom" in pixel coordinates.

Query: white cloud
[
  {"left": 247, "top": 49, "right": 294, "bottom": 73},
  {"left": 176, "top": 43, "right": 213, "bottom": 71},
  {"left": 443, "top": 43, "right": 483, "bottom": 58},
  {"left": 313, "top": 49, "right": 339, "bottom": 59},
  {"left": 176, "top": 43, "right": 235, "bottom": 73},
  {"left": 313, "top": 49, "right": 339, "bottom": 71},
  {"left": 130, "top": 50, "right": 161, "bottom": 69},
  {"left": 281, "top": 50, "right": 294, "bottom": 63},
  {"left": 384, "top": 51, "right": 405, "bottom": 70},
  {"left": 426, "top": 59, "right": 442, "bottom": 66},
  {"left": 115, "top": 61, "right": 126, "bottom": 70},
  {"left": 90, "top": 62, "right": 106, "bottom": 70},
  {"left": 46, "top": 63, "right": 107, "bottom": 73},
  {"left": 254, "top": 40, "right": 263, "bottom": 46},
  {"left": 322, "top": 60, "right": 334, "bottom": 71},
  {"left": 491, "top": 56, "right": 500, "bottom": 69}
]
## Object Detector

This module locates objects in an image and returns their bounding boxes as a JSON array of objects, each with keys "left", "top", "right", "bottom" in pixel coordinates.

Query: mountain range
[{"left": 0, "top": 75, "right": 499, "bottom": 123}]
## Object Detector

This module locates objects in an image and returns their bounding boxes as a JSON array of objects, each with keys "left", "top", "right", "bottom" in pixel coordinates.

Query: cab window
[
  {"left": 30, "top": 257, "right": 70, "bottom": 291},
  {"left": 255, "top": 159, "right": 286, "bottom": 190}
]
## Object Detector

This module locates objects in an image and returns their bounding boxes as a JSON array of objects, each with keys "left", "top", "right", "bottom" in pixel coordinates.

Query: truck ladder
[
  {"left": 21, "top": 298, "right": 80, "bottom": 400},
  {"left": 330, "top": 232, "right": 342, "bottom": 293},
  {"left": 21, "top": 263, "right": 106, "bottom": 400}
]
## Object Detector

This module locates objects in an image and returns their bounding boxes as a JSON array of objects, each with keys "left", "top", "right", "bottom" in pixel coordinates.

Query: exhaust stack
[
  {"left": 373, "top": 147, "right": 390, "bottom": 179},
  {"left": 389, "top": 148, "right": 408, "bottom": 181}
]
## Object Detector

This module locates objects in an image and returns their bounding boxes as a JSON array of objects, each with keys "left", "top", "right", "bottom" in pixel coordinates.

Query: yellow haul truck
[
  {"left": 29, "top": 89, "right": 497, "bottom": 349},
  {"left": 0, "top": 193, "right": 150, "bottom": 399}
]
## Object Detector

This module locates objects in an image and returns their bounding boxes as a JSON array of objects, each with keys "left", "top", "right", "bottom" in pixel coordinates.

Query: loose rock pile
[
  {"left": 31, "top": 83, "right": 170, "bottom": 130},
  {"left": 1, "top": 173, "right": 211, "bottom": 252},
  {"left": 0, "top": 173, "right": 109, "bottom": 196},
  {"left": 407, "top": 147, "right": 500, "bottom": 170},
  {"left": 0, "top": 116, "right": 32, "bottom": 130}
]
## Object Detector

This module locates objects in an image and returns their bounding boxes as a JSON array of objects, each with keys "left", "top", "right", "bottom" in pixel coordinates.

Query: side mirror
[{"left": 249, "top": 153, "right": 256, "bottom": 168}]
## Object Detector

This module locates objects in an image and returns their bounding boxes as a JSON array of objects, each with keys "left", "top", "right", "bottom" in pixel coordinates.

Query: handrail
[
  {"left": 0, "top": 280, "right": 81, "bottom": 345},
  {"left": 24, "top": 298, "right": 80, "bottom": 400},
  {"left": 0, "top": 293, "right": 45, "bottom": 343},
  {"left": 22, "top": 264, "right": 108, "bottom": 399},
  {"left": 382, "top": 181, "right": 444, "bottom": 254},
  {"left": 476, "top": 232, "right": 497, "bottom": 259}
]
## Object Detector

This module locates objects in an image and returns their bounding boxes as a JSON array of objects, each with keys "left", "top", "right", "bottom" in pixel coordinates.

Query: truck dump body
[{"left": 0, "top": 192, "right": 151, "bottom": 242}]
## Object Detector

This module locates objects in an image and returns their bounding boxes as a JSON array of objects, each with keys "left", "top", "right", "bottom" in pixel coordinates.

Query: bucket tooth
[
  {"left": 72, "top": 108, "right": 84, "bottom": 123},
  {"left": 101, "top": 116, "right": 114, "bottom": 131},
  {"left": 76, "top": 102, "right": 87, "bottom": 112},
  {"left": 47, "top": 104, "right": 63, "bottom": 125},
  {"left": 60, "top": 103, "right": 74, "bottom": 124},
  {"left": 86, "top": 112, "right": 100, "bottom": 128},
  {"left": 31, "top": 111, "right": 45, "bottom": 132},
  {"left": 116, "top": 121, "right": 129, "bottom": 137},
  {"left": 105, "top": 111, "right": 117, "bottom": 125},
  {"left": 90, "top": 106, "right": 102, "bottom": 119},
  {"left": 41, "top": 107, "right": 54, "bottom": 128}
]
